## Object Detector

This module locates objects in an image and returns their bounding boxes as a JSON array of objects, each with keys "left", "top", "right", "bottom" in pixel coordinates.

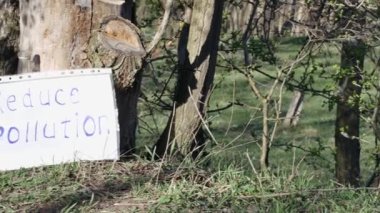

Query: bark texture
[
  {"left": 0, "top": 0, "right": 19, "bottom": 75},
  {"left": 263, "top": 0, "right": 278, "bottom": 39},
  {"left": 283, "top": 90, "right": 304, "bottom": 127},
  {"left": 335, "top": 40, "right": 365, "bottom": 186},
  {"left": 226, "top": 0, "right": 255, "bottom": 32},
  {"left": 18, "top": 0, "right": 144, "bottom": 157},
  {"left": 154, "top": 0, "right": 224, "bottom": 159},
  {"left": 335, "top": 0, "right": 366, "bottom": 186}
]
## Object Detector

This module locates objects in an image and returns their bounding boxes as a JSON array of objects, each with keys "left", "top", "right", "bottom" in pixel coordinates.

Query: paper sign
[{"left": 0, "top": 69, "right": 119, "bottom": 171}]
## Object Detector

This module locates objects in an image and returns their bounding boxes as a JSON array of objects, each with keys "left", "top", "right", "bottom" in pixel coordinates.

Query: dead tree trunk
[
  {"left": 18, "top": 0, "right": 145, "bottom": 157},
  {"left": 0, "top": 0, "right": 19, "bottom": 75},
  {"left": 283, "top": 90, "right": 304, "bottom": 127},
  {"left": 154, "top": 0, "right": 224, "bottom": 159}
]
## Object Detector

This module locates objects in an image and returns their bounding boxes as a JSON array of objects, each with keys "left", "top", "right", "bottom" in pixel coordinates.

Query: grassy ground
[{"left": 1, "top": 38, "right": 380, "bottom": 212}]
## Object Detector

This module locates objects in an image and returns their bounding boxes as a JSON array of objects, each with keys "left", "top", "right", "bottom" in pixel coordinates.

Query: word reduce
[{"left": 0, "top": 87, "right": 110, "bottom": 144}]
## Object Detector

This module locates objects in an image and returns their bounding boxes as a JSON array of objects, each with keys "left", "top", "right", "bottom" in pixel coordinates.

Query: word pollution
[{"left": 0, "top": 113, "right": 109, "bottom": 144}]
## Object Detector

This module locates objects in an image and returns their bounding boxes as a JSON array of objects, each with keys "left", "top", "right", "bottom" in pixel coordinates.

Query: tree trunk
[
  {"left": 260, "top": 99, "right": 270, "bottom": 169},
  {"left": 335, "top": 40, "right": 365, "bottom": 186},
  {"left": 225, "top": 1, "right": 254, "bottom": 33},
  {"left": 370, "top": 86, "right": 380, "bottom": 187},
  {"left": 154, "top": 0, "right": 224, "bottom": 159},
  {"left": 308, "top": 0, "right": 327, "bottom": 28},
  {"left": 242, "top": 1, "right": 259, "bottom": 66},
  {"left": 291, "top": 1, "right": 304, "bottom": 36},
  {"left": 18, "top": 0, "right": 145, "bottom": 157},
  {"left": 263, "top": 0, "right": 277, "bottom": 40},
  {"left": 0, "top": 0, "right": 19, "bottom": 75},
  {"left": 335, "top": 0, "right": 366, "bottom": 187},
  {"left": 276, "top": 0, "right": 286, "bottom": 36},
  {"left": 283, "top": 90, "right": 304, "bottom": 127}
]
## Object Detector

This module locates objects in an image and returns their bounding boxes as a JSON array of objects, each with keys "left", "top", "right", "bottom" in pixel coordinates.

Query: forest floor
[{"left": 1, "top": 38, "right": 380, "bottom": 212}]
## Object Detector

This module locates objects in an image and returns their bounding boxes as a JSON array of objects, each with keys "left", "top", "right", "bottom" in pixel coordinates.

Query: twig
[
  {"left": 246, "top": 152, "right": 264, "bottom": 190},
  {"left": 207, "top": 101, "right": 245, "bottom": 113},
  {"left": 188, "top": 87, "right": 218, "bottom": 145}
]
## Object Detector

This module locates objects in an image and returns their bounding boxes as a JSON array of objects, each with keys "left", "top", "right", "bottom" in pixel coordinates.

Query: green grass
[
  {"left": 1, "top": 38, "right": 380, "bottom": 212},
  {"left": 3, "top": 161, "right": 379, "bottom": 211}
]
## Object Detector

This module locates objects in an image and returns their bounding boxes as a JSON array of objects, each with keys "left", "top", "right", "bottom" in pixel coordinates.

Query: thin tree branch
[
  {"left": 207, "top": 101, "right": 245, "bottom": 113},
  {"left": 146, "top": 0, "right": 174, "bottom": 54}
]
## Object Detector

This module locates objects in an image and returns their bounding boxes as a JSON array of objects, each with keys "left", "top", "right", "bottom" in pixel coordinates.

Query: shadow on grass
[
  {"left": 14, "top": 161, "right": 162, "bottom": 212},
  {"left": 32, "top": 179, "right": 133, "bottom": 212}
]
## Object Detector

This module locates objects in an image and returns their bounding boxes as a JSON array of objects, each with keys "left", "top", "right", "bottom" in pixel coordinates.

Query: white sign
[{"left": 0, "top": 69, "right": 119, "bottom": 171}]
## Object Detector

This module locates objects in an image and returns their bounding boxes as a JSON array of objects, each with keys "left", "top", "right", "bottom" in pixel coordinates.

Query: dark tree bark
[
  {"left": 335, "top": 1, "right": 366, "bottom": 186},
  {"left": 242, "top": 1, "right": 259, "bottom": 66},
  {"left": 154, "top": 0, "right": 224, "bottom": 159},
  {"left": 0, "top": 0, "right": 19, "bottom": 75},
  {"left": 335, "top": 39, "right": 365, "bottom": 187}
]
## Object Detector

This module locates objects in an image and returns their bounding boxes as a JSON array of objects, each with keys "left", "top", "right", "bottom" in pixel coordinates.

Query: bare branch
[
  {"left": 207, "top": 101, "right": 245, "bottom": 113},
  {"left": 146, "top": 0, "right": 174, "bottom": 54}
]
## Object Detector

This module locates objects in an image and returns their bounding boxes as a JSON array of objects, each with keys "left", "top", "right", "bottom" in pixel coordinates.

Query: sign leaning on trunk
[{"left": 0, "top": 68, "right": 119, "bottom": 171}]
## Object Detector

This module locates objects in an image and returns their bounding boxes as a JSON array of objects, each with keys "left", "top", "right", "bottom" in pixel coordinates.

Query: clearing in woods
[{"left": 1, "top": 38, "right": 380, "bottom": 212}]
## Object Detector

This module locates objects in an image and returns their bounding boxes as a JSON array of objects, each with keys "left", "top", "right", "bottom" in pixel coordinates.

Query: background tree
[
  {"left": 154, "top": 0, "right": 225, "bottom": 159},
  {"left": 335, "top": 0, "right": 366, "bottom": 187}
]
